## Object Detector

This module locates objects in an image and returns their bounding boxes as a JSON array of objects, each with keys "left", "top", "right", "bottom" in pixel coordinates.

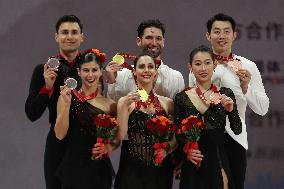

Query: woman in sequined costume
[
  {"left": 54, "top": 49, "right": 118, "bottom": 189},
  {"left": 114, "top": 53, "right": 176, "bottom": 189},
  {"left": 174, "top": 45, "right": 242, "bottom": 189}
]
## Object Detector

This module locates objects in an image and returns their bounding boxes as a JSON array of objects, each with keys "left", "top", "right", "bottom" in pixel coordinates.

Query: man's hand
[
  {"left": 236, "top": 69, "right": 251, "bottom": 94},
  {"left": 43, "top": 63, "right": 58, "bottom": 89},
  {"left": 104, "top": 61, "right": 122, "bottom": 84}
]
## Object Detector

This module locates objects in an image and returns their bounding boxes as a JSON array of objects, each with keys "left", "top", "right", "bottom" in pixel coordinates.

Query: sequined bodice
[
  {"left": 57, "top": 95, "right": 113, "bottom": 188},
  {"left": 67, "top": 96, "right": 105, "bottom": 155},
  {"left": 126, "top": 110, "right": 168, "bottom": 166}
]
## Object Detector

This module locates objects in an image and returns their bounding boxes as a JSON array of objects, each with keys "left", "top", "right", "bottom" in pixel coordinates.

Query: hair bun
[{"left": 85, "top": 48, "right": 107, "bottom": 64}]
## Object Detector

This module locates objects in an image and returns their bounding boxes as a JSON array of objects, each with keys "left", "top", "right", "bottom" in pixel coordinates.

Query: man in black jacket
[{"left": 25, "top": 15, "right": 84, "bottom": 189}]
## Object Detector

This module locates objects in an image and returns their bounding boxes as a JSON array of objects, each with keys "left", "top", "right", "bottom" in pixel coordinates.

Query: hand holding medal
[
  {"left": 214, "top": 53, "right": 242, "bottom": 73},
  {"left": 59, "top": 78, "right": 77, "bottom": 104},
  {"left": 220, "top": 94, "right": 234, "bottom": 112},
  {"left": 196, "top": 84, "right": 221, "bottom": 105},
  {"left": 104, "top": 54, "right": 124, "bottom": 84},
  {"left": 111, "top": 53, "right": 135, "bottom": 71},
  {"left": 123, "top": 91, "right": 140, "bottom": 107},
  {"left": 137, "top": 88, "right": 149, "bottom": 102},
  {"left": 44, "top": 58, "right": 60, "bottom": 89}
]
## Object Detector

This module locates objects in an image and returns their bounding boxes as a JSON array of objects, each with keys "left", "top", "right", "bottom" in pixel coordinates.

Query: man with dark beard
[{"left": 106, "top": 19, "right": 184, "bottom": 100}]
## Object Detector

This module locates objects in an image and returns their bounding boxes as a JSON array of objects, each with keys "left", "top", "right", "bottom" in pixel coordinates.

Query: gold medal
[
  {"left": 112, "top": 54, "right": 125, "bottom": 65},
  {"left": 137, "top": 88, "right": 148, "bottom": 102}
]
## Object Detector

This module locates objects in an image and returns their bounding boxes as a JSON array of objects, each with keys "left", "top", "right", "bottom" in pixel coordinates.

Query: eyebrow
[
  {"left": 205, "top": 58, "right": 212, "bottom": 61},
  {"left": 213, "top": 27, "right": 231, "bottom": 30},
  {"left": 194, "top": 59, "right": 212, "bottom": 62}
]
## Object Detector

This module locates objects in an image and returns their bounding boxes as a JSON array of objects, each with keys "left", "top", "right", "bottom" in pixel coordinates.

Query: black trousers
[
  {"left": 44, "top": 129, "right": 66, "bottom": 189},
  {"left": 62, "top": 186, "right": 99, "bottom": 189},
  {"left": 224, "top": 133, "right": 247, "bottom": 189},
  {"left": 62, "top": 185, "right": 99, "bottom": 189}
]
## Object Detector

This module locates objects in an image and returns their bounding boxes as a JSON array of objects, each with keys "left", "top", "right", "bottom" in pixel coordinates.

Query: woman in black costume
[
  {"left": 114, "top": 53, "right": 177, "bottom": 189},
  {"left": 175, "top": 45, "right": 242, "bottom": 189},
  {"left": 54, "top": 48, "right": 118, "bottom": 189}
]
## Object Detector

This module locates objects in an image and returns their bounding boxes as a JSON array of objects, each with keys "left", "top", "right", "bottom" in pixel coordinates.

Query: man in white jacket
[
  {"left": 106, "top": 19, "right": 185, "bottom": 100},
  {"left": 188, "top": 13, "right": 269, "bottom": 189}
]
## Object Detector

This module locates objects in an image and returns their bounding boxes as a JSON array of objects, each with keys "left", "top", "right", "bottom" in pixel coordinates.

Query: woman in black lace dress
[
  {"left": 174, "top": 45, "right": 242, "bottom": 189},
  {"left": 114, "top": 53, "right": 176, "bottom": 189},
  {"left": 54, "top": 49, "right": 118, "bottom": 189}
]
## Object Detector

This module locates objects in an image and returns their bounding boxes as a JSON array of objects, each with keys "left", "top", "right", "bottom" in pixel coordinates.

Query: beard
[{"left": 141, "top": 46, "right": 162, "bottom": 59}]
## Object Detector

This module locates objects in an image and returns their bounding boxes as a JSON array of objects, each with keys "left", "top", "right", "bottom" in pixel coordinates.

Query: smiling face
[
  {"left": 136, "top": 27, "right": 165, "bottom": 59},
  {"left": 133, "top": 55, "right": 157, "bottom": 87},
  {"left": 78, "top": 61, "right": 102, "bottom": 89},
  {"left": 55, "top": 22, "right": 84, "bottom": 54},
  {"left": 189, "top": 51, "right": 215, "bottom": 84},
  {"left": 206, "top": 21, "right": 236, "bottom": 56}
]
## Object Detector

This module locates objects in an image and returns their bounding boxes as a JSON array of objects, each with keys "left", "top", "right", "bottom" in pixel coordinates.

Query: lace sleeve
[
  {"left": 173, "top": 92, "right": 188, "bottom": 146},
  {"left": 224, "top": 88, "right": 242, "bottom": 135},
  {"left": 173, "top": 92, "right": 184, "bottom": 125}
]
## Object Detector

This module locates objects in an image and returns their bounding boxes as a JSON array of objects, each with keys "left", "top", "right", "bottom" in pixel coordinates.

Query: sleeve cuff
[
  {"left": 244, "top": 84, "right": 252, "bottom": 99},
  {"left": 39, "top": 86, "right": 54, "bottom": 98}
]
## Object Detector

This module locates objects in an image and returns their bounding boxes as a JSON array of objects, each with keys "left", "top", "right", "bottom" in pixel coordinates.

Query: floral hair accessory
[{"left": 85, "top": 48, "right": 107, "bottom": 64}]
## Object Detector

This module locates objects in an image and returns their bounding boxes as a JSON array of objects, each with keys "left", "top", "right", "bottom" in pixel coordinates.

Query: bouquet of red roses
[
  {"left": 177, "top": 115, "right": 205, "bottom": 165},
  {"left": 146, "top": 115, "right": 175, "bottom": 166},
  {"left": 92, "top": 114, "right": 117, "bottom": 160}
]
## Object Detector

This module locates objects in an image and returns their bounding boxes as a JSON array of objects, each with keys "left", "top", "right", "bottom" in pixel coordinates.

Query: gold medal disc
[
  {"left": 137, "top": 88, "right": 149, "bottom": 102},
  {"left": 112, "top": 54, "right": 125, "bottom": 65}
]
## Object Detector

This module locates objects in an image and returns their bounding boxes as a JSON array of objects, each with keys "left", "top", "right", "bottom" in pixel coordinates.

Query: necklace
[
  {"left": 213, "top": 53, "right": 242, "bottom": 73},
  {"left": 136, "top": 90, "right": 165, "bottom": 115},
  {"left": 213, "top": 53, "right": 234, "bottom": 63},
  {"left": 73, "top": 88, "right": 98, "bottom": 102},
  {"left": 202, "top": 87, "right": 211, "bottom": 95},
  {"left": 195, "top": 84, "right": 218, "bottom": 105}
]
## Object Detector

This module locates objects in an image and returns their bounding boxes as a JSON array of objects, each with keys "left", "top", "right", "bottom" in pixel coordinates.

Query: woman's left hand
[
  {"left": 220, "top": 94, "right": 234, "bottom": 112},
  {"left": 154, "top": 148, "right": 167, "bottom": 162},
  {"left": 92, "top": 143, "right": 109, "bottom": 159},
  {"left": 60, "top": 85, "right": 72, "bottom": 104}
]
